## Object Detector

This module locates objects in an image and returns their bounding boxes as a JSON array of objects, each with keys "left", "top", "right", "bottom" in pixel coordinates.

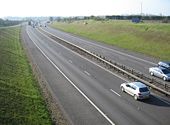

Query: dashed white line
[
  {"left": 110, "top": 89, "right": 121, "bottom": 97},
  {"left": 84, "top": 71, "right": 91, "bottom": 76}
]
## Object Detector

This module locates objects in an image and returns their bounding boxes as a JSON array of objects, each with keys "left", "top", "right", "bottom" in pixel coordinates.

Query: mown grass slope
[
  {"left": 51, "top": 20, "right": 170, "bottom": 60},
  {"left": 0, "top": 27, "right": 52, "bottom": 125}
]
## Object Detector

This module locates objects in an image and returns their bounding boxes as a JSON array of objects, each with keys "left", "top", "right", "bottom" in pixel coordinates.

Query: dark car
[{"left": 158, "top": 61, "right": 170, "bottom": 70}]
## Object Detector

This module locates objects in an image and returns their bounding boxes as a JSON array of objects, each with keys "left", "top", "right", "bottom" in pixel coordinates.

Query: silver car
[
  {"left": 149, "top": 67, "right": 170, "bottom": 81},
  {"left": 120, "top": 82, "right": 150, "bottom": 100}
]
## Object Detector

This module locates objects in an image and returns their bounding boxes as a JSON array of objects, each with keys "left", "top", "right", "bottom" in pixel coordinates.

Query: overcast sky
[{"left": 0, "top": 0, "right": 170, "bottom": 18}]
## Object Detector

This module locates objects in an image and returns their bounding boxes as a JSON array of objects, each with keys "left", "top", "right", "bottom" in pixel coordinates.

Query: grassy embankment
[
  {"left": 0, "top": 27, "right": 52, "bottom": 124},
  {"left": 51, "top": 20, "right": 170, "bottom": 61}
]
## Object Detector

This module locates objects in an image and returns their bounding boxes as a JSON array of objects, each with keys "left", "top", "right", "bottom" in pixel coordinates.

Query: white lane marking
[
  {"left": 36, "top": 28, "right": 128, "bottom": 82},
  {"left": 84, "top": 71, "right": 91, "bottom": 76},
  {"left": 42, "top": 27, "right": 157, "bottom": 65},
  {"left": 26, "top": 29, "right": 115, "bottom": 125},
  {"left": 110, "top": 89, "right": 121, "bottom": 97}
]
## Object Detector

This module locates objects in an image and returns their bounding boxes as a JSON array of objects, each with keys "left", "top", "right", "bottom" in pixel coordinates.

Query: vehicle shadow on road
[{"left": 141, "top": 95, "right": 170, "bottom": 107}]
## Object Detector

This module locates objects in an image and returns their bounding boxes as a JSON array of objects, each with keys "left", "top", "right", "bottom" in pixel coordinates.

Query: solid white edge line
[
  {"left": 42, "top": 27, "right": 157, "bottom": 65},
  {"left": 110, "top": 89, "right": 121, "bottom": 97},
  {"left": 26, "top": 29, "right": 115, "bottom": 125}
]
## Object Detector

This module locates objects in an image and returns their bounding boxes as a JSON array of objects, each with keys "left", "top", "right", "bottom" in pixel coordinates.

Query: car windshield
[
  {"left": 162, "top": 69, "right": 170, "bottom": 74},
  {"left": 139, "top": 87, "right": 149, "bottom": 92}
]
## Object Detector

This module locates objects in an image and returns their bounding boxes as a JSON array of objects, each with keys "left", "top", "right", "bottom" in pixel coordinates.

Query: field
[
  {"left": 0, "top": 27, "right": 52, "bottom": 124},
  {"left": 51, "top": 20, "right": 170, "bottom": 60}
]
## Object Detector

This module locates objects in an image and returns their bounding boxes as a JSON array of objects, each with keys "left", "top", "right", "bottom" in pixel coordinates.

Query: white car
[{"left": 120, "top": 82, "right": 150, "bottom": 100}]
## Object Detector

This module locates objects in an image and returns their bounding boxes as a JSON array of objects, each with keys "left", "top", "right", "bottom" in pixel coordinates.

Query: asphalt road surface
[
  {"left": 41, "top": 26, "right": 169, "bottom": 87},
  {"left": 41, "top": 26, "right": 157, "bottom": 73},
  {"left": 22, "top": 25, "right": 170, "bottom": 125}
]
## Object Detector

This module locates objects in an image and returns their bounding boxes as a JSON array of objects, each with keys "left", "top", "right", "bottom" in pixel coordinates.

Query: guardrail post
[
  {"left": 165, "top": 84, "right": 167, "bottom": 90},
  {"left": 140, "top": 74, "right": 143, "bottom": 78},
  {"left": 150, "top": 78, "right": 153, "bottom": 83}
]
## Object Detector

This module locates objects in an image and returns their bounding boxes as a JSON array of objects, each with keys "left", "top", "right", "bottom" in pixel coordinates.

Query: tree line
[
  {"left": 0, "top": 18, "right": 21, "bottom": 27},
  {"left": 105, "top": 15, "right": 170, "bottom": 21},
  {"left": 54, "top": 15, "right": 170, "bottom": 23}
]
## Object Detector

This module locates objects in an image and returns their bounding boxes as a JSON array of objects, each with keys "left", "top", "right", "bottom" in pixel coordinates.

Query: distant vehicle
[
  {"left": 132, "top": 17, "right": 141, "bottom": 23},
  {"left": 28, "top": 21, "right": 32, "bottom": 25},
  {"left": 149, "top": 67, "right": 170, "bottom": 81},
  {"left": 158, "top": 61, "right": 170, "bottom": 70},
  {"left": 120, "top": 82, "right": 150, "bottom": 100}
]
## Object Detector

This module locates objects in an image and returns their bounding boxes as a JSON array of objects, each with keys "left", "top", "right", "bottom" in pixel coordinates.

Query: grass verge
[
  {"left": 51, "top": 20, "right": 170, "bottom": 60},
  {"left": 0, "top": 27, "right": 52, "bottom": 125}
]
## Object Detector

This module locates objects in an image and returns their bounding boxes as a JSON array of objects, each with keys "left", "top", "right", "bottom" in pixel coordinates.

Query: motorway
[
  {"left": 22, "top": 25, "right": 170, "bottom": 125},
  {"left": 40, "top": 26, "right": 157, "bottom": 74}
]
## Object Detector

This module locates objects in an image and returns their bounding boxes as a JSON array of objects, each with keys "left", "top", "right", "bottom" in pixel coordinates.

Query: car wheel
[
  {"left": 134, "top": 95, "right": 138, "bottom": 100},
  {"left": 121, "top": 87, "right": 125, "bottom": 92},
  {"left": 150, "top": 72, "right": 154, "bottom": 76},
  {"left": 163, "top": 77, "right": 166, "bottom": 81}
]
